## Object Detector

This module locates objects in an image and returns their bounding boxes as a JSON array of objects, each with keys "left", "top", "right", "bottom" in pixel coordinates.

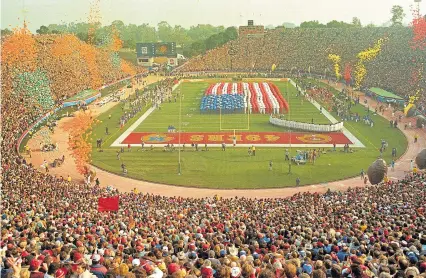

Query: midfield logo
[{"left": 143, "top": 134, "right": 174, "bottom": 143}]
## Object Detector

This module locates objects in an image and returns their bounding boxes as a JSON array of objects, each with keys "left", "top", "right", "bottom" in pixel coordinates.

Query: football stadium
[{"left": 1, "top": 0, "right": 426, "bottom": 277}]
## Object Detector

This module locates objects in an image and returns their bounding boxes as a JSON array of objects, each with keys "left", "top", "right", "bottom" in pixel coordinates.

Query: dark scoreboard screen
[{"left": 136, "top": 42, "right": 176, "bottom": 57}]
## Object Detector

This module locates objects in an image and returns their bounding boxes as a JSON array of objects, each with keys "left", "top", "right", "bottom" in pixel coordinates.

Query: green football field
[
  {"left": 90, "top": 79, "right": 408, "bottom": 189},
  {"left": 135, "top": 81, "right": 330, "bottom": 133}
]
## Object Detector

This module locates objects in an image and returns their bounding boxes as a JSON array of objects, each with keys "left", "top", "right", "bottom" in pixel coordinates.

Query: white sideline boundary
[
  {"left": 111, "top": 107, "right": 156, "bottom": 147},
  {"left": 288, "top": 79, "right": 365, "bottom": 148},
  {"left": 111, "top": 81, "right": 182, "bottom": 147},
  {"left": 110, "top": 79, "right": 365, "bottom": 148}
]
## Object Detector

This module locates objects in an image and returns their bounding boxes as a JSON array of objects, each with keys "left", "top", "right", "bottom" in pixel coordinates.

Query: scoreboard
[{"left": 136, "top": 42, "right": 176, "bottom": 57}]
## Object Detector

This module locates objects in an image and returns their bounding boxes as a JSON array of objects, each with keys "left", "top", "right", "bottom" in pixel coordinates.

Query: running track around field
[{"left": 121, "top": 131, "right": 352, "bottom": 147}]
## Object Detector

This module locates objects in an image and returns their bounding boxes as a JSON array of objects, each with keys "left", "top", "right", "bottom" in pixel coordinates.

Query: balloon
[
  {"left": 354, "top": 38, "right": 387, "bottom": 89},
  {"left": 404, "top": 104, "right": 416, "bottom": 117},
  {"left": 63, "top": 111, "right": 99, "bottom": 175},
  {"left": 328, "top": 54, "right": 341, "bottom": 80},
  {"left": 415, "top": 149, "right": 426, "bottom": 170},
  {"left": 367, "top": 158, "right": 388, "bottom": 185}
]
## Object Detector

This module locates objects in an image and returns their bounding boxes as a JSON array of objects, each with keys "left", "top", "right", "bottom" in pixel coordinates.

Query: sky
[{"left": 1, "top": 0, "right": 425, "bottom": 32}]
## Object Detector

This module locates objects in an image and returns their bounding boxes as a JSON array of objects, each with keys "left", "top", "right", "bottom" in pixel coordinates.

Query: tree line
[{"left": 0, "top": 5, "right": 408, "bottom": 58}]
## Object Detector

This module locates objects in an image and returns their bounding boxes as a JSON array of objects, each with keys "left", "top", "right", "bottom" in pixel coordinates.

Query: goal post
[{"left": 219, "top": 106, "right": 251, "bottom": 131}]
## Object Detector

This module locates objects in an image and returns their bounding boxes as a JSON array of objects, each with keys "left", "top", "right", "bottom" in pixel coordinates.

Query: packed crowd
[
  {"left": 2, "top": 29, "right": 426, "bottom": 278},
  {"left": 2, "top": 80, "right": 426, "bottom": 278},
  {"left": 2, "top": 33, "right": 145, "bottom": 102},
  {"left": 178, "top": 28, "right": 426, "bottom": 114},
  {"left": 2, "top": 142, "right": 426, "bottom": 278}
]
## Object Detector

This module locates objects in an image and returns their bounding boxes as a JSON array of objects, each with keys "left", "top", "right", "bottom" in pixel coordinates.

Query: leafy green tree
[
  {"left": 224, "top": 27, "right": 238, "bottom": 40},
  {"left": 390, "top": 5, "right": 405, "bottom": 26},
  {"left": 187, "top": 24, "right": 224, "bottom": 41},
  {"left": 352, "top": 17, "right": 362, "bottom": 27},
  {"left": 1, "top": 28, "right": 13, "bottom": 36},
  {"left": 139, "top": 24, "right": 157, "bottom": 43},
  {"left": 205, "top": 34, "right": 219, "bottom": 50},
  {"left": 76, "top": 32, "right": 89, "bottom": 42},
  {"left": 67, "top": 22, "right": 90, "bottom": 36},
  {"left": 47, "top": 24, "right": 68, "bottom": 33},
  {"left": 172, "top": 25, "right": 191, "bottom": 46},
  {"left": 365, "top": 23, "right": 376, "bottom": 28},
  {"left": 282, "top": 22, "right": 296, "bottom": 28},
  {"left": 300, "top": 20, "right": 326, "bottom": 28},
  {"left": 326, "top": 20, "right": 353, "bottom": 28},
  {"left": 36, "top": 25, "right": 50, "bottom": 34},
  {"left": 111, "top": 20, "right": 125, "bottom": 31},
  {"left": 157, "top": 21, "right": 173, "bottom": 42}
]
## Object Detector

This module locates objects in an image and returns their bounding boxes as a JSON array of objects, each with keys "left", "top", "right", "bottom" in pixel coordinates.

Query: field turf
[
  {"left": 135, "top": 81, "right": 330, "bottom": 132},
  {"left": 90, "top": 79, "right": 407, "bottom": 189}
]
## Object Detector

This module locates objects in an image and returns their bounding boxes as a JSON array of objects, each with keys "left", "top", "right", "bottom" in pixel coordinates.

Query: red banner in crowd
[
  {"left": 98, "top": 196, "right": 119, "bottom": 212},
  {"left": 122, "top": 132, "right": 352, "bottom": 145}
]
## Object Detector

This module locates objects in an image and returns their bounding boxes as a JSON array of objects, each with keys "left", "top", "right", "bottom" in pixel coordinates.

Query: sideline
[
  {"left": 110, "top": 107, "right": 156, "bottom": 147},
  {"left": 110, "top": 81, "right": 182, "bottom": 147},
  {"left": 288, "top": 79, "right": 364, "bottom": 148}
]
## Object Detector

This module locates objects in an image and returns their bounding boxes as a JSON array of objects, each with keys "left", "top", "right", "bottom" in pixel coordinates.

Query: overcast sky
[{"left": 1, "top": 0, "right": 425, "bottom": 32}]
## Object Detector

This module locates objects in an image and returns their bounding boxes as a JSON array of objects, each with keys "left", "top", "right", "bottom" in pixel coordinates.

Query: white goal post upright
[{"left": 219, "top": 106, "right": 250, "bottom": 131}]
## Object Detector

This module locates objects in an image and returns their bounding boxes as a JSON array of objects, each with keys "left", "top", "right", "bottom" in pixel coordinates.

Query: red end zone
[{"left": 121, "top": 132, "right": 352, "bottom": 145}]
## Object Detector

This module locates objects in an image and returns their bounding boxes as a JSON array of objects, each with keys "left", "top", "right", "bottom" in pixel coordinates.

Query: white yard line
[
  {"left": 111, "top": 107, "right": 156, "bottom": 147},
  {"left": 111, "top": 81, "right": 182, "bottom": 147}
]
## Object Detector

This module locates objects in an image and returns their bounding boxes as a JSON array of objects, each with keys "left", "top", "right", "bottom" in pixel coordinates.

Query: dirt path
[{"left": 26, "top": 81, "right": 426, "bottom": 198}]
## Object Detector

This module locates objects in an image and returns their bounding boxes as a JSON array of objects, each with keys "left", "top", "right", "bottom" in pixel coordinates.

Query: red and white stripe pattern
[{"left": 204, "top": 82, "right": 289, "bottom": 114}]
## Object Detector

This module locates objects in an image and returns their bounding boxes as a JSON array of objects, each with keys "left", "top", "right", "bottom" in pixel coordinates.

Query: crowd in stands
[
  {"left": 2, "top": 136, "right": 426, "bottom": 278},
  {"left": 2, "top": 34, "right": 144, "bottom": 102},
  {"left": 2, "top": 75, "right": 426, "bottom": 278},
  {"left": 2, "top": 29, "right": 426, "bottom": 278},
  {"left": 177, "top": 28, "right": 426, "bottom": 115}
]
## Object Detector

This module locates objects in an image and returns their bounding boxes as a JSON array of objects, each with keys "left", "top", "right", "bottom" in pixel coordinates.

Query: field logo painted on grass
[
  {"left": 296, "top": 134, "right": 332, "bottom": 144},
  {"left": 140, "top": 134, "right": 174, "bottom": 143},
  {"left": 121, "top": 131, "right": 352, "bottom": 146}
]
